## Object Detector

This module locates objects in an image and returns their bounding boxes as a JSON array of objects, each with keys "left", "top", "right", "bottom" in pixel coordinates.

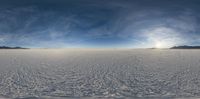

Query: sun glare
[{"left": 155, "top": 42, "right": 163, "bottom": 48}]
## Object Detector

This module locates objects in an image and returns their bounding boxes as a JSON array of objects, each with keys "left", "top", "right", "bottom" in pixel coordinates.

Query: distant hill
[
  {"left": 0, "top": 46, "right": 28, "bottom": 49},
  {"left": 171, "top": 45, "right": 200, "bottom": 49}
]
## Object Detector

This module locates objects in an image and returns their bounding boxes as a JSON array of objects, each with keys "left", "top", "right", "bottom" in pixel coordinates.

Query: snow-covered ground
[{"left": 0, "top": 49, "right": 200, "bottom": 99}]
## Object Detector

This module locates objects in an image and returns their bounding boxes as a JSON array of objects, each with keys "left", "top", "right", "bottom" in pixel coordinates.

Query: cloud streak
[{"left": 0, "top": 0, "right": 199, "bottom": 48}]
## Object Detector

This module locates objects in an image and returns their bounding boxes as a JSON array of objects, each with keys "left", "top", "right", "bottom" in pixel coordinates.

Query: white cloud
[{"left": 140, "top": 27, "right": 185, "bottom": 48}]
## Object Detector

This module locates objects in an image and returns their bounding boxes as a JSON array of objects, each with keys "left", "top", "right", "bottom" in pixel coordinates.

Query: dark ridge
[
  {"left": 171, "top": 45, "right": 200, "bottom": 49},
  {"left": 0, "top": 46, "right": 29, "bottom": 49}
]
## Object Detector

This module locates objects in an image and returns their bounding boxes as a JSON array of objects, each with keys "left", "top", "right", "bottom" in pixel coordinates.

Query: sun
[{"left": 155, "top": 42, "right": 163, "bottom": 48}]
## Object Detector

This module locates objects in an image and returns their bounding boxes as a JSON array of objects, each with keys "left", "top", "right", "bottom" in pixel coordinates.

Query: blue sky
[{"left": 0, "top": 0, "right": 200, "bottom": 48}]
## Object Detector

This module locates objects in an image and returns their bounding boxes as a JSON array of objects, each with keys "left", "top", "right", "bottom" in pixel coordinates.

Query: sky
[{"left": 0, "top": 0, "right": 200, "bottom": 48}]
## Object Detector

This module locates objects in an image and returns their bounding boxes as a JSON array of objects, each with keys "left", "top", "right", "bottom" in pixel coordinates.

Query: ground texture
[{"left": 0, "top": 49, "right": 200, "bottom": 99}]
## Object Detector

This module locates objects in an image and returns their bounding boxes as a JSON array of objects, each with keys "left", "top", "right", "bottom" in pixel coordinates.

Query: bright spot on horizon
[
  {"left": 155, "top": 42, "right": 162, "bottom": 48},
  {"left": 155, "top": 42, "right": 163, "bottom": 48},
  {"left": 141, "top": 26, "right": 186, "bottom": 49}
]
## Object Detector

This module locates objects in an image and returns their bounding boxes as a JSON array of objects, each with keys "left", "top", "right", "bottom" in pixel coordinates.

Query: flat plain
[{"left": 0, "top": 49, "right": 200, "bottom": 99}]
